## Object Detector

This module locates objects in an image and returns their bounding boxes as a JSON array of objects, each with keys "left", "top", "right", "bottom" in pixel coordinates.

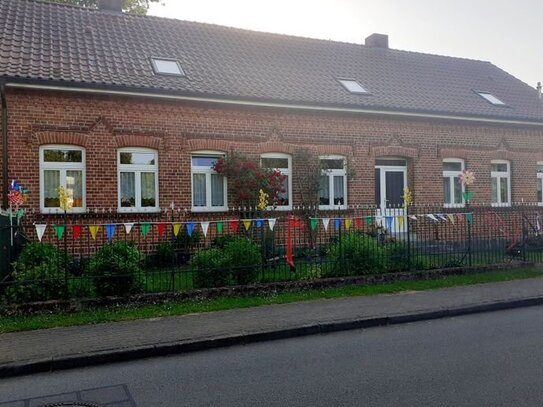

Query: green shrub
[
  {"left": 191, "top": 248, "right": 232, "bottom": 288},
  {"left": 154, "top": 241, "right": 175, "bottom": 267},
  {"left": 87, "top": 241, "right": 143, "bottom": 297},
  {"left": 4, "top": 262, "right": 67, "bottom": 303},
  {"left": 326, "top": 232, "right": 385, "bottom": 277},
  {"left": 14, "top": 242, "right": 66, "bottom": 270},
  {"left": 225, "top": 238, "right": 262, "bottom": 285},
  {"left": 385, "top": 242, "right": 410, "bottom": 272}
]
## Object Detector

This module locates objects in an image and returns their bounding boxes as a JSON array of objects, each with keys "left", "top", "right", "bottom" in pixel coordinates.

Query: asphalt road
[{"left": 3, "top": 305, "right": 543, "bottom": 406}]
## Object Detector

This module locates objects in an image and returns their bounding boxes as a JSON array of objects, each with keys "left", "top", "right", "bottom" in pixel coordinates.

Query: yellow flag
[
  {"left": 397, "top": 216, "right": 405, "bottom": 226},
  {"left": 173, "top": 223, "right": 182, "bottom": 237},
  {"left": 243, "top": 220, "right": 252, "bottom": 231},
  {"left": 447, "top": 214, "right": 455, "bottom": 224},
  {"left": 344, "top": 218, "right": 352, "bottom": 230},
  {"left": 89, "top": 225, "right": 100, "bottom": 240}
]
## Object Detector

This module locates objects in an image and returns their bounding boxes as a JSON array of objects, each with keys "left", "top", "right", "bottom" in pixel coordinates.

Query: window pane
[
  {"left": 538, "top": 165, "right": 543, "bottom": 173},
  {"left": 321, "top": 159, "right": 344, "bottom": 170},
  {"left": 443, "top": 162, "right": 462, "bottom": 171},
  {"left": 153, "top": 59, "right": 183, "bottom": 75},
  {"left": 193, "top": 173, "right": 206, "bottom": 207},
  {"left": 277, "top": 176, "right": 289, "bottom": 206},
  {"left": 319, "top": 175, "right": 330, "bottom": 205},
  {"left": 192, "top": 156, "right": 220, "bottom": 167},
  {"left": 538, "top": 179, "right": 542, "bottom": 203},
  {"left": 211, "top": 174, "right": 225, "bottom": 207},
  {"left": 44, "top": 170, "right": 60, "bottom": 208},
  {"left": 262, "top": 157, "right": 289, "bottom": 169},
  {"left": 333, "top": 176, "right": 345, "bottom": 205},
  {"left": 141, "top": 172, "right": 156, "bottom": 207},
  {"left": 443, "top": 177, "right": 451, "bottom": 204},
  {"left": 500, "top": 178, "right": 509, "bottom": 203},
  {"left": 491, "top": 177, "right": 498, "bottom": 203},
  {"left": 375, "top": 159, "right": 406, "bottom": 167},
  {"left": 66, "top": 170, "right": 83, "bottom": 208},
  {"left": 120, "top": 172, "right": 136, "bottom": 207},
  {"left": 120, "top": 152, "right": 155, "bottom": 165},
  {"left": 453, "top": 176, "right": 463, "bottom": 204},
  {"left": 44, "top": 149, "right": 82, "bottom": 163},
  {"left": 491, "top": 163, "right": 508, "bottom": 172}
]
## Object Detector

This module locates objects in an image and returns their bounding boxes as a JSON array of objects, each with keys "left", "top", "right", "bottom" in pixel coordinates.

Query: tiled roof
[{"left": 1, "top": 0, "right": 543, "bottom": 122}]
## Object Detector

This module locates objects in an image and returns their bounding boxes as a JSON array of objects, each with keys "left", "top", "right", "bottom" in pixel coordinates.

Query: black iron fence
[{"left": 1, "top": 203, "right": 542, "bottom": 304}]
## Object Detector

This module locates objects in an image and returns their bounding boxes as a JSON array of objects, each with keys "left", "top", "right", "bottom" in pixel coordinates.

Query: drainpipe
[{"left": 1, "top": 80, "right": 8, "bottom": 209}]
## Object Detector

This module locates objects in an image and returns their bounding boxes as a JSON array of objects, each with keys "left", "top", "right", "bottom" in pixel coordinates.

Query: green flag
[
  {"left": 140, "top": 223, "right": 151, "bottom": 238},
  {"left": 466, "top": 213, "right": 473, "bottom": 224},
  {"left": 310, "top": 218, "right": 319, "bottom": 231},
  {"left": 364, "top": 216, "right": 373, "bottom": 225},
  {"left": 53, "top": 225, "right": 65, "bottom": 240},
  {"left": 216, "top": 221, "right": 224, "bottom": 234}
]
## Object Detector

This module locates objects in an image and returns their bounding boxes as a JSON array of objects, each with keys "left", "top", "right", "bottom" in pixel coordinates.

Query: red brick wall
[{"left": 4, "top": 88, "right": 543, "bottom": 218}]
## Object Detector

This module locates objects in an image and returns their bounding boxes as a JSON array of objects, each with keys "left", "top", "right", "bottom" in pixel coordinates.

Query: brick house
[{"left": 1, "top": 0, "right": 543, "bottom": 233}]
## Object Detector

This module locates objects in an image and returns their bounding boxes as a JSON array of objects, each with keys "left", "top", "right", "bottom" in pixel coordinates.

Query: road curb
[{"left": 2, "top": 295, "right": 543, "bottom": 378}]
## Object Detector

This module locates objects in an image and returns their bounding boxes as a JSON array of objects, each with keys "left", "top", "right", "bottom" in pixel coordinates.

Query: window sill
[
  {"left": 319, "top": 206, "right": 348, "bottom": 211},
  {"left": 191, "top": 207, "right": 228, "bottom": 213},
  {"left": 491, "top": 203, "right": 511, "bottom": 208},
  {"left": 266, "top": 206, "right": 293, "bottom": 211},
  {"left": 444, "top": 203, "right": 466, "bottom": 209},
  {"left": 41, "top": 208, "right": 86, "bottom": 215},
  {"left": 118, "top": 208, "right": 161, "bottom": 214}
]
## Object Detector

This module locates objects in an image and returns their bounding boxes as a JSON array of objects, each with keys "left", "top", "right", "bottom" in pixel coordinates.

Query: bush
[
  {"left": 326, "top": 232, "right": 385, "bottom": 277},
  {"left": 191, "top": 248, "right": 232, "bottom": 288},
  {"left": 154, "top": 241, "right": 175, "bottom": 267},
  {"left": 15, "top": 242, "right": 66, "bottom": 270},
  {"left": 87, "top": 241, "right": 143, "bottom": 297},
  {"left": 225, "top": 238, "right": 261, "bottom": 285},
  {"left": 385, "top": 242, "right": 410, "bottom": 272}
]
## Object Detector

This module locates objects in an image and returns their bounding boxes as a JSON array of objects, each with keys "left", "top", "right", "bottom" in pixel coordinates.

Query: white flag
[
  {"left": 124, "top": 223, "right": 134, "bottom": 234},
  {"left": 322, "top": 218, "right": 330, "bottom": 231},
  {"left": 201, "top": 221, "right": 210, "bottom": 237},
  {"left": 268, "top": 218, "right": 276, "bottom": 231},
  {"left": 35, "top": 224, "right": 47, "bottom": 242},
  {"left": 427, "top": 214, "right": 439, "bottom": 222}
]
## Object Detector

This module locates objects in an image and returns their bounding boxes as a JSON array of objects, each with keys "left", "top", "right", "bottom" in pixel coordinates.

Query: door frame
[
  {"left": 375, "top": 162, "right": 407, "bottom": 209},
  {"left": 375, "top": 159, "right": 408, "bottom": 234}
]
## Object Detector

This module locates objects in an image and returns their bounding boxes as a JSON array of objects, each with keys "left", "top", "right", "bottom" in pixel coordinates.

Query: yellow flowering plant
[{"left": 57, "top": 186, "right": 73, "bottom": 211}]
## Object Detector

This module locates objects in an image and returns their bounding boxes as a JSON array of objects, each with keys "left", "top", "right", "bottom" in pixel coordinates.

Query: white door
[{"left": 375, "top": 160, "right": 407, "bottom": 234}]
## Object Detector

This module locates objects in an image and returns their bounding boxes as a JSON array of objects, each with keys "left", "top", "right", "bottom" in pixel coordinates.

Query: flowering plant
[
  {"left": 402, "top": 186, "right": 413, "bottom": 207},
  {"left": 459, "top": 169, "right": 475, "bottom": 186},
  {"left": 57, "top": 186, "right": 73, "bottom": 211},
  {"left": 213, "top": 154, "right": 286, "bottom": 208}
]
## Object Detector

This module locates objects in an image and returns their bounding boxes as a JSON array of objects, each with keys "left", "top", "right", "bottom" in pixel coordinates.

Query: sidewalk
[{"left": 3, "top": 277, "right": 543, "bottom": 378}]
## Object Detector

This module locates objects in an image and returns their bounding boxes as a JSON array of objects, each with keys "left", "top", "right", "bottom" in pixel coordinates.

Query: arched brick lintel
[
  {"left": 372, "top": 145, "right": 418, "bottom": 160},
  {"left": 188, "top": 139, "right": 232, "bottom": 153},
  {"left": 258, "top": 141, "right": 297, "bottom": 155},
  {"left": 34, "top": 131, "right": 88, "bottom": 147},
  {"left": 115, "top": 135, "right": 163, "bottom": 150}
]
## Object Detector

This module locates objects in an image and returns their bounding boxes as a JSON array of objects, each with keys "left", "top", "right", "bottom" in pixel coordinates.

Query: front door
[{"left": 375, "top": 159, "right": 407, "bottom": 234}]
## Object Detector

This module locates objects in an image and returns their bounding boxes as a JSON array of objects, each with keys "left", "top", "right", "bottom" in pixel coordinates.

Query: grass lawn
[{"left": 1, "top": 267, "right": 543, "bottom": 334}]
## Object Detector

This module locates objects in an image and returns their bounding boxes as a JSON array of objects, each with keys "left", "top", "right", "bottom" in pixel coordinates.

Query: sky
[{"left": 148, "top": 0, "right": 543, "bottom": 89}]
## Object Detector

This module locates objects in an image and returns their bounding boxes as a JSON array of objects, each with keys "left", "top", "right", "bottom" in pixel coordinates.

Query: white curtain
[
  {"left": 319, "top": 175, "right": 329, "bottom": 205},
  {"left": 141, "top": 172, "right": 156, "bottom": 207},
  {"left": 211, "top": 174, "right": 224, "bottom": 206},
  {"left": 66, "top": 170, "right": 83, "bottom": 207},
  {"left": 121, "top": 172, "right": 136, "bottom": 207},
  {"left": 334, "top": 175, "right": 345, "bottom": 205},
  {"left": 44, "top": 170, "right": 60, "bottom": 207},
  {"left": 193, "top": 173, "right": 206, "bottom": 206}
]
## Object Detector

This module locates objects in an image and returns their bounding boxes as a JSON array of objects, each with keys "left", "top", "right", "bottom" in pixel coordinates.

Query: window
[
  {"left": 261, "top": 153, "right": 292, "bottom": 210},
  {"left": 118, "top": 148, "right": 159, "bottom": 212},
  {"left": 338, "top": 78, "right": 369, "bottom": 94},
  {"left": 319, "top": 156, "right": 347, "bottom": 210},
  {"left": 191, "top": 152, "right": 227, "bottom": 212},
  {"left": 491, "top": 160, "right": 511, "bottom": 206},
  {"left": 443, "top": 159, "right": 464, "bottom": 207},
  {"left": 476, "top": 91, "right": 506, "bottom": 106},
  {"left": 151, "top": 58, "right": 185, "bottom": 76},
  {"left": 537, "top": 162, "right": 543, "bottom": 205},
  {"left": 40, "top": 145, "right": 85, "bottom": 213}
]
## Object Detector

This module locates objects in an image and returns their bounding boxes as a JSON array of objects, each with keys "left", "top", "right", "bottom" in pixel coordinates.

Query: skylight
[
  {"left": 477, "top": 91, "right": 506, "bottom": 106},
  {"left": 151, "top": 58, "right": 185, "bottom": 76},
  {"left": 338, "top": 79, "right": 368, "bottom": 94}
]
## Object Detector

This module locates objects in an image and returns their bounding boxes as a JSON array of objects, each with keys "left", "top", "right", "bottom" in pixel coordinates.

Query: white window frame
[
  {"left": 537, "top": 162, "right": 543, "bottom": 206},
  {"left": 443, "top": 158, "right": 465, "bottom": 208},
  {"left": 191, "top": 151, "right": 228, "bottom": 212},
  {"left": 261, "top": 153, "right": 293, "bottom": 211},
  {"left": 491, "top": 159, "right": 511, "bottom": 207},
  {"left": 319, "top": 155, "right": 347, "bottom": 210},
  {"left": 39, "top": 144, "right": 86, "bottom": 214},
  {"left": 117, "top": 147, "right": 159, "bottom": 213}
]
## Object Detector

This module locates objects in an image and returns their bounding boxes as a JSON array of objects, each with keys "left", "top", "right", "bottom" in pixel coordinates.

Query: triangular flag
[
  {"left": 447, "top": 214, "right": 455, "bottom": 224},
  {"left": 355, "top": 218, "right": 362, "bottom": 228},
  {"left": 201, "top": 221, "right": 210, "bottom": 237},
  {"left": 35, "top": 224, "right": 47, "bottom": 242},
  {"left": 322, "top": 218, "right": 330, "bottom": 231},
  {"left": 89, "top": 225, "right": 100, "bottom": 240},
  {"left": 375, "top": 216, "right": 383, "bottom": 226},
  {"left": 173, "top": 223, "right": 182, "bottom": 237},
  {"left": 105, "top": 224, "right": 116, "bottom": 241},
  {"left": 72, "top": 225, "right": 82, "bottom": 240},
  {"left": 268, "top": 218, "right": 276, "bottom": 231},
  {"left": 53, "top": 225, "right": 65, "bottom": 240},
  {"left": 397, "top": 216, "right": 405, "bottom": 226},
  {"left": 216, "top": 221, "right": 224, "bottom": 234},
  {"left": 310, "top": 218, "right": 319, "bottom": 231},
  {"left": 243, "top": 220, "right": 252, "bottom": 231},
  {"left": 255, "top": 219, "right": 263, "bottom": 228},
  {"left": 456, "top": 213, "right": 465, "bottom": 223},
  {"left": 186, "top": 222, "right": 195, "bottom": 237},
  {"left": 156, "top": 223, "right": 166, "bottom": 237},
  {"left": 466, "top": 213, "right": 473, "bottom": 224},
  {"left": 334, "top": 219, "right": 341, "bottom": 230},
  {"left": 409, "top": 215, "right": 418, "bottom": 220},
  {"left": 140, "top": 223, "right": 151, "bottom": 238},
  {"left": 427, "top": 214, "right": 439, "bottom": 222},
  {"left": 385, "top": 216, "right": 394, "bottom": 229},
  {"left": 364, "top": 216, "right": 373, "bottom": 225},
  {"left": 345, "top": 218, "right": 352, "bottom": 230},
  {"left": 230, "top": 220, "right": 239, "bottom": 233},
  {"left": 124, "top": 223, "right": 134, "bottom": 234}
]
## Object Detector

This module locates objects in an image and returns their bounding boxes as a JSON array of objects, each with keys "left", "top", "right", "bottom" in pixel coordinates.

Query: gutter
[
  {"left": 1, "top": 80, "right": 7, "bottom": 209},
  {"left": 6, "top": 82, "right": 543, "bottom": 128}
]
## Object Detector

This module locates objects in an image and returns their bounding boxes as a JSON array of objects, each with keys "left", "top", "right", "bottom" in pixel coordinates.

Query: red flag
[
  {"left": 156, "top": 223, "right": 166, "bottom": 237},
  {"left": 230, "top": 220, "right": 239, "bottom": 233},
  {"left": 72, "top": 225, "right": 82, "bottom": 240},
  {"left": 355, "top": 217, "right": 362, "bottom": 228}
]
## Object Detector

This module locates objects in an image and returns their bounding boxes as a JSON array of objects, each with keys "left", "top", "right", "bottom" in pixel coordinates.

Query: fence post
[
  {"left": 467, "top": 204, "right": 472, "bottom": 267},
  {"left": 521, "top": 205, "right": 527, "bottom": 263},
  {"left": 406, "top": 206, "right": 411, "bottom": 271}
]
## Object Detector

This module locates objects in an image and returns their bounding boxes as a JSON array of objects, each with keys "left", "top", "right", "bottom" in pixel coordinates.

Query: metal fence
[{"left": 1, "top": 203, "right": 542, "bottom": 303}]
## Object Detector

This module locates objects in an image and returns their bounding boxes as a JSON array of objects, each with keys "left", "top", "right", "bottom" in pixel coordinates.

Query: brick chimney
[
  {"left": 365, "top": 33, "right": 389, "bottom": 49},
  {"left": 537, "top": 82, "right": 542, "bottom": 100},
  {"left": 99, "top": 0, "right": 123, "bottom": 14}
]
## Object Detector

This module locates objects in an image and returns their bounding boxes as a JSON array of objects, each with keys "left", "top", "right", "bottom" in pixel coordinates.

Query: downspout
[{"left": 1, "top": 80, "right": 8, "bottom": 209}]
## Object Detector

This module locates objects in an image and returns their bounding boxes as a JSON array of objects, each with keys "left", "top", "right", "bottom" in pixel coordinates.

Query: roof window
[
  {"left": 151, "top": 58, "right": 185, "bottom": 76},
  {"left": 476, "top": 91, "right": 506, "bottom": 106},
  {"left": 338, "top": 79, "right": 369, "bottom": 94}
]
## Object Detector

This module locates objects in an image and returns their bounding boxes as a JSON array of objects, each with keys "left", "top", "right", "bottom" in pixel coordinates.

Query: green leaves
[{"left": 45, "top": 0, "right": 161, "bottom": 15}]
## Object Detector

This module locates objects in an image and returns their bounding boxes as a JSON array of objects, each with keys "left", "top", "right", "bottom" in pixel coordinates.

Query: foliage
[
  {"left": 154, "top": 241, "right": 175, "bottom": 267},
  {"left": 4, "top": 263, "right": 67, "bottom": 303},
  {"left": 385, "top": 243, "right": 411, "bottom": 272},
  {"left": 212, "top": 152, "right": 286, "bottom": 208},
  {"left": 87, "top": 241, "right": 143, "bottom": 297},
  {"left": 45, "top": 0, "right": 161, "bottom": 15},
  {"left": 14, "top": 242, "right": 66, "bottom": 270},
  {"left": 225, "top": 238, "right": 262, "bottom": 285},
  {"left": 191, "top": 248, "right": 232, "bottom": 288},
  {"left": 327, "top": 232, "right": 385, "bottom": 276}
]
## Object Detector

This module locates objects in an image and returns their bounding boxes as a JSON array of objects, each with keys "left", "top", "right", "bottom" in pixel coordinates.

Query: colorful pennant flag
[
  {"left": 156, "top": 223, "right": 166, "bottom": 237},
  {"left": 201, "top": 221, "right": 210, "bottom": 237},
  {"left": 186, "top": 222, "right": 195, "bottom": 237},
  {"left": 310, "top": 218, "right": 319, "bottom": 231},
  {"left": 216, "top": 221, "right": 224, "bottom": 234},
  {"left": 124, "top": 223, "right": 134, "bottom": 235},
  {"left": 268, "top": 218, "right": 276, "bottom": 231},
  {"left": 105, "top": 224, "right": 117, "bottom": 241},
  {"left": 409, "top": 215, "right": 418, "bottom": 221},
  {"left": 334, "top": 219, "right": 341, "bottom": 230},
  {"left": 243, "top": 220, "right": 252, "bottom": 231},
  {"left": 230, "top": 220, "right": 239, "bottom": 233},
  {"left": 397, "top": 216, "right": 405, "bottom": 227},
  {"left": 385, "top": 216, "right": 394, "bottom": 229},
  {"left": 355, "top": 217, "right": 362, "bottom": 228},
  {"left": 255, "top": 219, "right": 263, "bottom": 228},
  {"left": 437, "top": 214, "right": 448, "bottom": 222},
  {"left": 322, "top": 218, "right": 330, "bottom": 231},
  {"left": 345, "top": 218, "right": 352, "bottom": 230},
  {"left": 364, "top": 216, "right": 373, "bottom": 225},
  {"left": 53, "top": 225, "right": 65, "bottom": 240},
  {"left": 140, "top": 223, "right": 151, "bottom": 238},
  {"left": 72, "top": 225, "right": 82, "bottom": 240},
  {"left": 89, "top": 225, "right": 100, "bottom": 240},
  {"left": 173, "top": 223, "right": 182, "bottom": 237},
  {"left": 35, "top": 224, "right": 47, "bottom": 242},
  {"left": 427, "top": 214, "right": 439, "bottom": 222},
  {"left": 447, "top": 214, "right": 455, "bottom": 224},
  {"left": 466, "top": 213, "right": 473, "bottom": 224}
]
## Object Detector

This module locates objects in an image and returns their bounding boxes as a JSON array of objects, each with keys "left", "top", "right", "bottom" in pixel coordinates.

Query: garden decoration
[
  {"left": 257, "top": 189, "right": 269, "bottom": 210},
  {"left": 8, "top": 179, "right": 29, "bottom": 245},
  {"left": 402, "top": 186, "right": 413, "bottom": 207},
  {"left": 459, "top": 169, "right": 475, "bottom": 202}
]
